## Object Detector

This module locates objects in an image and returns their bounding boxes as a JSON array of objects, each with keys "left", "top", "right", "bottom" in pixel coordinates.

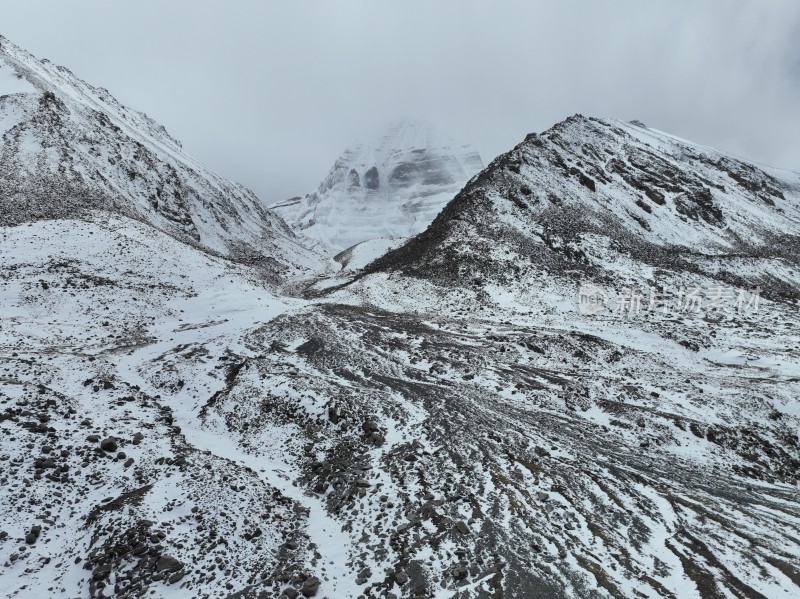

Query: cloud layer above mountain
[{"left": 4, "top": 0, "right": 799, "bottom": 201}]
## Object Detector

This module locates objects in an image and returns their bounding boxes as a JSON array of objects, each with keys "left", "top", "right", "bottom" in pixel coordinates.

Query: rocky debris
[
  {"left": 0, "top": 341, "right": 313, "bottom": 598},
  {"left": 25, "top": 525, "right": 42, "bottom": 545},
  {"left": 236, "top": 290, "right": 800, "bottom": 598},
  {"left": 363, "top": 418, "right": 386, "bottom": 446},
  {"left": 301, "top": 575, "right": 320, "bottom": 597},
  {"left": 155, "top": 554, "right": 183, "bottom": 573},
  {"left": 99, "top": 436, "right": 118, "bottom": 452}
]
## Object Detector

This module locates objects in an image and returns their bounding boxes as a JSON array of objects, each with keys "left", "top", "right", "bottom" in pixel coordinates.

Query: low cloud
[{"left": 4, "top": 0, "right": 799, "bottom": 201}]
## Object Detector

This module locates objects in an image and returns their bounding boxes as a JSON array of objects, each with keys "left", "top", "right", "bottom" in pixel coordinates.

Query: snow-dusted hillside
[
  {"left": 271, "top": 120, "right": 483, "bottom": 250},
  {"left": 370, "top": 115, "right": 800, "bottom": 286},
  {"left": 0, "top": 35, "right": 325, "bottom": 280},
  {"left": 0, "top": 215, "right": 320, "bottom": 598},
  {"left": 2, "top": 32, "right": 799, "bottom": 598},
  {"left": 4, "top": 208, "right": 800, "bottom": 599}
]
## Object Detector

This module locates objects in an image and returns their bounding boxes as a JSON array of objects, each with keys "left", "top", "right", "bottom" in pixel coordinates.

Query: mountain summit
[{"left": 271, "top": 119, "right": 483, "bottom": 249}]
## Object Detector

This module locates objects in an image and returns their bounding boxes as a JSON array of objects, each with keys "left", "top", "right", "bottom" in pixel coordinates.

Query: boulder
[
  {"left": 301, "top": 576, "right": 320, "bottom": 597},
  {"left": 100, "top": 437, "right": 118, "bottom": 452},
  {"left": 155, "top": 554, "right": 183, "bottom": 574}
]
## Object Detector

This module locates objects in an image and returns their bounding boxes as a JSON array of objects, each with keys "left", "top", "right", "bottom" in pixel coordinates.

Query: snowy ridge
[
  {"left": 371, "top": 115, "right": 800, "bottom": 290},
  {"left": 271, "top": 119, "right": 483, "bottom": 250},
  {"left": 0, "top": 34, "right": 326, "bottom": 279}
]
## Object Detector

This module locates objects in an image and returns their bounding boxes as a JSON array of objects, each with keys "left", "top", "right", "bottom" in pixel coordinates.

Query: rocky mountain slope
[
  {"left": 0, "top": 35, "right": 325, "bottom": 281},
  {"left": 369, "top": 115, "right": 800, "bottom": 291},
  {"left": 325, "top": 115, "right": 800, "bottom": 597},
  {"left": 270, "top": 120, "right": 483, "bottom": 250},
  {"left": 1, "top": 36, "right": 799, "bottom": 599},
  {"left": 1, "top": 216, "right": 322, "bottom": 599}
]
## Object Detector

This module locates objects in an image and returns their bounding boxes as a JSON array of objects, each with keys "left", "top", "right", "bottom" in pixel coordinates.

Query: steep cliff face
[
  {"left": 271, "top": 119, "right": 483, "bottom": 249},
  {"left": 0, "top": 35, "right": 324, "bottom": 279}
]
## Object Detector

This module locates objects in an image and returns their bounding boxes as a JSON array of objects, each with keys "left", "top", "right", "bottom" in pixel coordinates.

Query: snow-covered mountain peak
[
  {"left": 0, "top": 36, "right": 180, "bottom": 148},
  {"left": 345, "top": 118, "right": 477, "bottom": 170},
  {"left": 270, "top": 118, "right": 483, "bottom": 250}
]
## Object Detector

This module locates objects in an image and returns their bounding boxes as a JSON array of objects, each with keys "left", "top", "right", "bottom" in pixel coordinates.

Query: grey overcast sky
[{"left": 3, "top": 1, "right": 799, "bottom": 202}]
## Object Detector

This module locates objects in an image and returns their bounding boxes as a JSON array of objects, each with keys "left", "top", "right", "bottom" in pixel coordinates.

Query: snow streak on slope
[
  {"left": 0, "top": 35, "right": 326, "bottom": 279},
  {"left": 271, "top": 120, "right": 483, "bottom": 250}
]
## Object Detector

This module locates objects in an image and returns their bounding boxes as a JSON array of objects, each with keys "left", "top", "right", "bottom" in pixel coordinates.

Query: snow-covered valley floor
[{"left": 2, "top": 213, "right": 799, "bottom": 599}]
